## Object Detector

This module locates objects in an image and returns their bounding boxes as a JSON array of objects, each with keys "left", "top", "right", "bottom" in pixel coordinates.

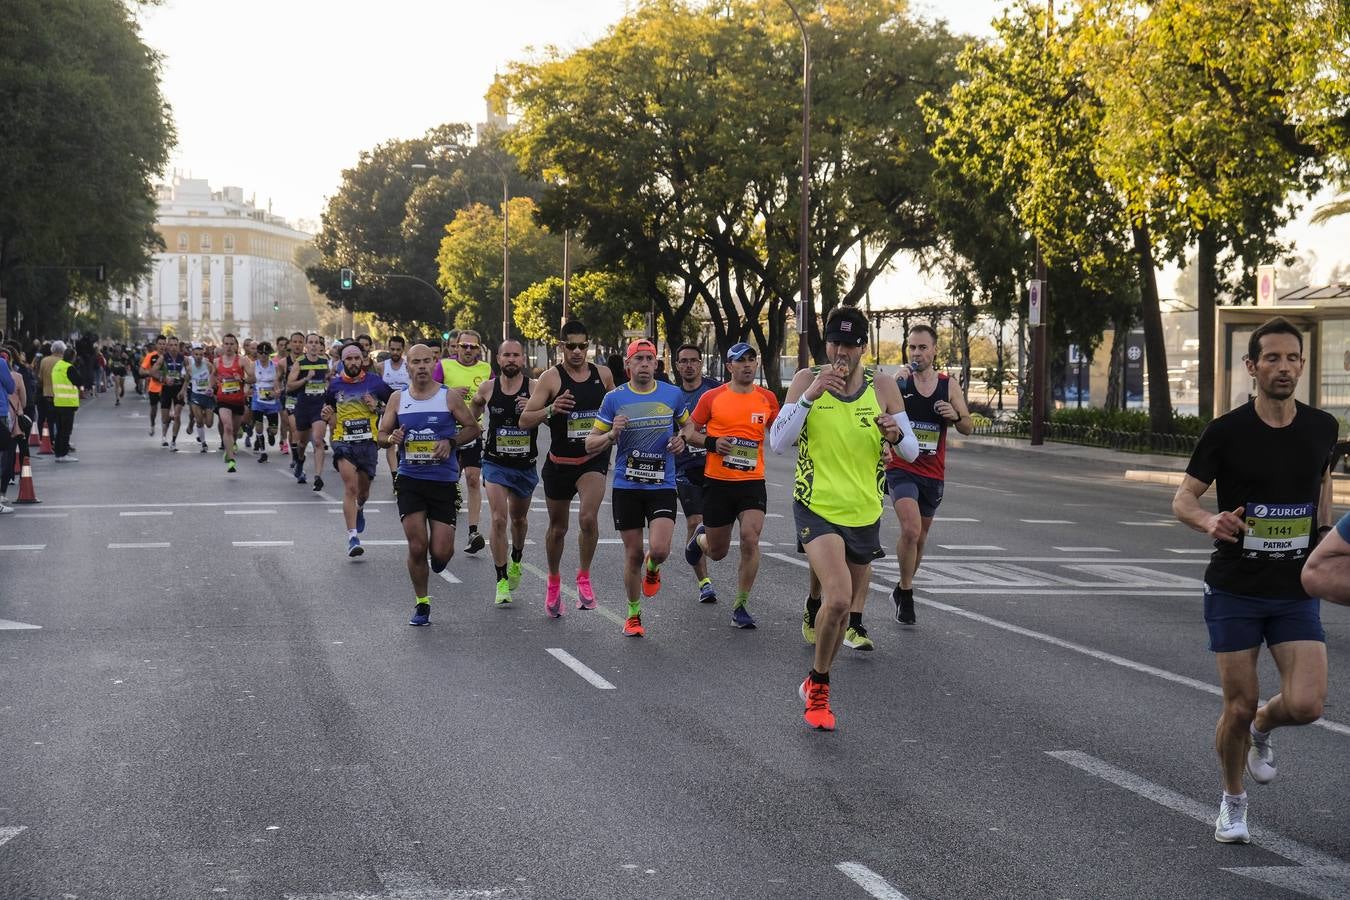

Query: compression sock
[
  {"left": 627, "top": 600, "right": 641, "bottom": 618},
  {"left": 848, "top": 611, "right": 863, "bottom": 629},
  {"left": 495, "top": 564, "right": 508, "bottom": 581},
  {"left": 734, "top": 590, "right": 749, "bottom": 609}
]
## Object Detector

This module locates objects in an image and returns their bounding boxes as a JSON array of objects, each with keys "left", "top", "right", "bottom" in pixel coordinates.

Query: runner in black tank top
[
  {"left": 517, "top": 321, "right": 617, "bottom": 615},
  {"left": 484, "top": 376, "right": 538, "bottom": 467}
]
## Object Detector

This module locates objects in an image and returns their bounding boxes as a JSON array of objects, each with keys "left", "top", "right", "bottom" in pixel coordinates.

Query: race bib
[
  {"left": 405, "top": 439, "right": 437, "bottom": 463},
  {"left": 305, "top": 381, "right": 325, "bottom": 396},
  {"left": 1243, "top": 502, "right": 1313, "bottom": 557},
  {"left": 722, "top": 436, "right": 761, "bottom": 471},
  {"left": 912, "top": 420, "right": 941, "bottom": 454},
  {"left": 495, "top": 426, "right": 530, "bottom": 457},
  {"left": 257, "top": 388, "right": 275, "bottom": 401},
  {"left": 220, "top": 379, "right": 242, "bottom": 394},
  {"left": 624, "top": 450, "right": 666, "bottom": 485},
  {"left": 567, "top": 412, "right": 597, "bottom": 441},
  {"left": 342, "top": 418, "right": 373, "bottom": 441},
  {"left": 285, "top": 395, "right": 297, "bottom": 411},
  {"left": 162, "top": 372, "right": 180, "bottom": 385}
]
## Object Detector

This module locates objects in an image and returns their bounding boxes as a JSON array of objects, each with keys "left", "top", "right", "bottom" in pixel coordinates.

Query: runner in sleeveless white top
[
  {"left": 249, "top": 342, "right": 283, "bottom": 464},
  {"left": 186, "top": 346, "right": 216, "bottom": 454},
  {"left": 381, "top": 335, "right": 411, "bottom": 489}
]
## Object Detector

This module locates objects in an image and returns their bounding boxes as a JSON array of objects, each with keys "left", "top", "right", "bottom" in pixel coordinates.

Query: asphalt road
[{"left": 2, "top": 392, "right": 1348, "bottom": 900}]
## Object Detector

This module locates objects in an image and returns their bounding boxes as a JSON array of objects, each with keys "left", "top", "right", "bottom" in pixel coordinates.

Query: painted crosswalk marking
[{"left": 835, "top": 862, "right": 911, "bottom": 899}]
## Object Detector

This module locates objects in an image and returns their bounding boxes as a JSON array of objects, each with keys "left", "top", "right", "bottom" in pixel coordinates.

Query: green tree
[
  {"left": 0, "top": 0, "right": 175, "bottom": 338},
  {"left": 436, "top": 197, "right": 566, "bottom": 343},
  {"left": 513, "top": 270, "right": 645, "bottom": 349}
]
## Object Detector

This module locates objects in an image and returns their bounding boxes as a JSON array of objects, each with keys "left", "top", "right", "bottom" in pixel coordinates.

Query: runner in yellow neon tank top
[
  {"left": 439, "top": 329, "right": 493, "bottom": 555},
  {"left": 769, "top": 306, "right": 919, "bottom": 731}
]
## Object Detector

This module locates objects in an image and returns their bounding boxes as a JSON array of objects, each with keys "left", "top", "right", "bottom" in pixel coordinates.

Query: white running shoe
[
  {"left": 1247, "top": 732, "right": 1277, "bottom": 784},
  {"left": 1214, "top": 796, "right": 1250, "bottom": 844}
]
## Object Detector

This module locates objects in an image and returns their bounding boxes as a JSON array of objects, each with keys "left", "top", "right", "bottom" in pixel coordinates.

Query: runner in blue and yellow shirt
[
  {"left": 584, "top": 339, "right": 688, "bottom": 638},
  {"left": 321, "top": 342, "right": 393, "bottom": 558}
]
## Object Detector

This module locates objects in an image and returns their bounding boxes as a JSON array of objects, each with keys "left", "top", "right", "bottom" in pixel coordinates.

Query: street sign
[
  {"left": 622, "top": 328, "right": 646, "bottom": 339},
  {"left": 1028, "top": 280, "right": 1045, "bottom": 326},
  {"left": 1256, "top": 265, "right": 1276, "bottom": 306}
]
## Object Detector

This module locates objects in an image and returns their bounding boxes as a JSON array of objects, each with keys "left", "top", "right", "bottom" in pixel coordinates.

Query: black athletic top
[{"left": 484, "top": 377, "right": 538, "bottom": 468}]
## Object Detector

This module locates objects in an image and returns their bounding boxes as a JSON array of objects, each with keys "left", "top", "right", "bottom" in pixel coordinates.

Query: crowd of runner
[{"left": 3, "top": 312, "right": 1349, "bottom": 847}]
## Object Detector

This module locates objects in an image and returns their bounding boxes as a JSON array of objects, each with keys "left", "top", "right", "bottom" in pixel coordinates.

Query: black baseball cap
[{"left": 824, "top": 306, "right": 869, "bottom": 346}]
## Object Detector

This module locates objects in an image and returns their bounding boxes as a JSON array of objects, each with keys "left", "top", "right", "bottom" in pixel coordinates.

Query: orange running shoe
[
  {"left": 798, "top": 677, "right": 836, "bottom": 731},
  {"left": 641, "top": 554, "right": 661, "bottom": 598},
  {"left": 623, "top": 614, "right": 645, "bottom": 637}
]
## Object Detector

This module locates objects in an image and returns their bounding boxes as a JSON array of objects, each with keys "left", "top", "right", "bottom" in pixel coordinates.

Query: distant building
[{"left": 121, "top": 175, "right": 320, "bottom": 342}]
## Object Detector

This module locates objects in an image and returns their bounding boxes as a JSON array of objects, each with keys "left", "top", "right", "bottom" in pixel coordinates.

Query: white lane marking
[
  {"left": 1223, "top": 865, "right": 1350, "bottom": 898},
  {"left": 946, "top": 480, "right": 1014, "bottom": 494},
  {"left": 923, "top": 588, "right": 1197, "bottom": 597},
  {"left": 28, "top": 500, "right": 392, "bottom": 510},
  {"left": 937, "top": 545, "right": 1004, "bottom": 551},
  {"left": 225, "top": 509, "right": 277, "bottom": 515},
  {"left": 0, "top": 619, "right": 41, "bottom": 630},
  {"left": 767, "top": 553, "right": 1350, "bottom": 739},
  {"left": 328, "top": 507, "right": 383, "bottom": 513},
  {"left": 0, "top": 544, "right": 45, "bottom": 551},
  {"left": 765, "top": 512, "right": 784, "bottom": 518},
  {"left": 1020, "top": 519, "right": 1075, "bottom": 524},
  {"left": 283, "top": 869, "right": 508, "bottom": 899},
  {"left": 0, "top": 826, "right": 26, "bottom": 847},
  {"left": 919, "top": 556, "right": 1206, "bottom": 565},
  {"left": 437, "top": 569, "right": 462, "bottom": 585},
  {"left": 120, "top": 510, "right": 172, "bottom": 517},
  {"left": 1167, "top": 548, "right": 1213, "bottom": 554},
  {"left": 1119, "top": 520, "right": 1175, "bottom": 527},
  {"left": 14, "top": 513, "right": 68, "bottom": 518},
  {"left": 934, "top": 516, "right": 979, "bottom": 523},
  {"left": 1047, "top": 751, "right": 1344, "bottom": 868},
  {"left": 545, "top": 648, "right": 616, "bottom": 690},
  {"left": 108, "top": 542, "right": 171, "bottom": 549},
  {"left": 1053, "top": 547, "right": 1118, "bottom": 552},
  {"left": 835, "top": 862, "right": 911, "bottom": 899},
  {"left": 232, "top": 541, "right": 294, "bottom": 548},
  {"left": 358, "top": 540, "right": 406, "bottom": 546}
]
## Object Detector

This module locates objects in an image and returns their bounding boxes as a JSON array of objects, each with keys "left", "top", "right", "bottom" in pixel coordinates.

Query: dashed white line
[
  {"left": 437, "top": 570, "right": 463, "bottom": 585},
  {"left": 14, "top": 513, "right": 68, "bottom": 518},
  {"left": 1021, "top": 519, "right": 1075, "bottom": 524},
  {"left": 0, "top": 544, "right": 45, "bottom": 551},
  {"left": 1119, "top": 521, "right": 1175, "bottom": 527},
  {"left": 1053, "top": 547, "right": 1118, "bottom": 553},
  {"left": 935, "top": 516, "right": 979, "bottom": 523},
  {"left": 835, "top": 862, "right": 910, "bottom": 899},
  {"left": 1166, "top": 548, "right": 1213, "bottom": 554},
  {"left": 225, "top": 509, "right": 277, "bottom": 515},
  {"left": 0, "top": 619, "right": 41, "bottom": 631},
  {"left": 545, "top": 648, "right": 616, "bottom": 690},
  {"left": 108, "top": 542, "right": 171, "bottom": 549},
  {"left": 0, "top": 826, "right": 26, "bottom": 848},
  {"left": 1046, "top": 751, "right": 1343, "bottom": 868},
  {"left": 232, "top": 541, "right": 294, "bottom": 548},
  {"left": 938, "top": 545, "right": 1004, "bottom": 551},
  {"left": 119, "top": 510, "right": 172, "bottom": 517}
]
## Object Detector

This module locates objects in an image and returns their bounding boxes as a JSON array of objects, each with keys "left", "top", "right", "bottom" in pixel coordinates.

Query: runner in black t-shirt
[{"left": 1173, "top": 316, "right": 1339, "bottom": 846}]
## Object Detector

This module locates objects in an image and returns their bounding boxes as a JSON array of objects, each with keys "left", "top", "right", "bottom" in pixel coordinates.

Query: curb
[{"left": 1125, "top": 469, "right": 1350, "bottom": 505}]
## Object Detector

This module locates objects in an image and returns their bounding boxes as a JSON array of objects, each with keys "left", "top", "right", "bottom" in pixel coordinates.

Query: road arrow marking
[{"left": 0, "top": 619, "right": 41, "bottom": 630}]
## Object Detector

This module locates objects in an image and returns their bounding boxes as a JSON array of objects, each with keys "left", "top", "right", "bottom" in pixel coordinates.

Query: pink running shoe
[
  {"left": 576, "top": 570, "right": 597, "bottom": 610},
  {"left": 280, "top": 440, "right": 290, "bottom": 455},
  {"left": 545, "top": 575, "right": 563, "bottom": 618}
]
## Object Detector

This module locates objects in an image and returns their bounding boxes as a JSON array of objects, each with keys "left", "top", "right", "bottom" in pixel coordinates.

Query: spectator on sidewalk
[
  {"left": 0, "top": 349, "right": 18, "bottom": 512},
  {"left": 52, "top": 346, "right": 86, "bottom": 462},
  {"left": 39, "top": 340, "right": 65, "bottom": 445}
]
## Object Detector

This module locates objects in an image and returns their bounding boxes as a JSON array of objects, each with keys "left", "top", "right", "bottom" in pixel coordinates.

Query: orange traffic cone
[
  {"left": 38, "top": 423, "right": 53, "bottom": 455},
  {"left": 27, "top": 426, "right": 38, "bottom": 448},
  {"left": 15, "top": 459, "right": 40, "bottom": 504}
]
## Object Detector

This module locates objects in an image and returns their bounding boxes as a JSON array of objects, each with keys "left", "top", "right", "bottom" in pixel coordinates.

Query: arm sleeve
[
  {"left": 769, "top": 400, "right": 810, "bottom": 454},
  {"left": 890, "top": 409, "right": 920, "bottom": 463}
]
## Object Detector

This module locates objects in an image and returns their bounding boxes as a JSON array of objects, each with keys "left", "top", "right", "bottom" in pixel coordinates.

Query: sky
[{"left": 135, "top": 0, "right": 1348, "bottom": 306}]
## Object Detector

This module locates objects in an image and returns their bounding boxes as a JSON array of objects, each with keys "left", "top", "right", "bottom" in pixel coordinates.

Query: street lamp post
[
  {"left": 784, "top": 0, "right": 812, "bottom": 372},
  {"left": 500, "top": 170, "right": 510, "bottom": 343}
]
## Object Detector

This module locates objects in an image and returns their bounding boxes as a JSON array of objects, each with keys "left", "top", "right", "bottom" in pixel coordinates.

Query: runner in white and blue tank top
[
  {"left": 377, "top": 342, "right": 482, "bottom": 627},
  {"left": 249, "top": 345, "right": 283, "bottom": 463}
]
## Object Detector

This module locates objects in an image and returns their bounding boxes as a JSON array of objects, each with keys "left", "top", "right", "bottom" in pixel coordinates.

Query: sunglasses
[
  {"left": 564, "top": 342, "right": 589, "bottom": 351},
  {"left": 457, "top": 343, "right": 480, "bottom": 350}
]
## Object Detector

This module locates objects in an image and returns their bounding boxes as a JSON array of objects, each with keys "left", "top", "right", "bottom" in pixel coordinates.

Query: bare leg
[
  {"left": 464, "top": 466, "right": 482, "bottom": 531},
  {"left": 403, "top": 512, "right": 430, "bottom": 597},
  {"left": 575, "top": 470, "right": 606, "bottom": 573},
  {"left": 1255, "top": 640, "right": 1328, "bottom": 731},
  {"left": 545, "top": 495, "right": 571, "bottom": 576},
  {"left": 1214, "top": 648, "right": 1261, "bottom": 795}
]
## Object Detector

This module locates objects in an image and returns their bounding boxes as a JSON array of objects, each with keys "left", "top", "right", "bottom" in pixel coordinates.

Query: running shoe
[
  {"left": 312, "top": 475, "right": 324, "bottom": 492},
  {"left": 802, "top": 601, "right": 817, "bottom": 645},
  {"left": 409, "top": 602, "right": 430, "bottom": 626},
  {"left": 545, "top": 577, "right": 563, "bottom": 618},
  {"left": 226, "top": 460, "right": 236, "bottom": 473},
  {"left": 280, "top": 440, "right": 290, "bottom": 455},
  {"left": 0, "top": 505, "right": 14, "bottom": 516},
  {"left": 575, "top": 571, "right": 596, "bottom": 609},
  {"left": 623, "top": 614, "right": 645, "bottom": 637},
  {"left": 684, "top": 523, "right": 705, "bottom": 566},
  {"left": 257, "top": 452, "right": 268, "bottom": 463},
  {"left": 170, "top": 442, "right": 178, "bottom": 452},
  {"left": 465, "top": 531, "right": 485, "bottom": 554},
  {"left": 642, "top": 555, "right": 661, "bottom": 598},
  {"left": 494, "top": 579, "right": 512, "bottom": 606},
  {"left": 268, "top": 430, "right": 277, "bottom": 447},
  {"left": 356, "top": 505, "right": 366, "bottom": 534},
  {"left": 799, "top": 677, "right": 835, "bottom": 731},
  {"left": 296, "top": 472, "right": 307, "bottom": 484},
  {"left": 507, "top": 560, "right": 523, "bottom": 591},
  {"left": 149, "top": 427, "right": 155, "bottom": 436},
  {"left": 843, "top": 625, "right": 875, "bottom": 651},
  {"left": 161, "top": 440, "right": 169, "bottom": 448},
  {"left": 1214, "top": 796, "right": 1250, "bottom": 844},
  {"left": 347, "top": 536, "right": 363, "bottom": 558},
  {"left": 1247, "top": 731, "right": 1277, "bottom": 784},
  {"left": 199, "top": 443, "right": 207, "bottom": 454},
  {"left": 698, "top": 581, "right": 717, "bottom": 604},
  {"left": 731, "top": 605, "right": 757, "bottom": 629},
  {"left": 893, "top": 584, "right": 916, "bottom": 625}
]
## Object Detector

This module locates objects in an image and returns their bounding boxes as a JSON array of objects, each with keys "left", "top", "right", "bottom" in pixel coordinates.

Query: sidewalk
[{"left": 952, "top": 433, "right": 1350, "bottom": 505}]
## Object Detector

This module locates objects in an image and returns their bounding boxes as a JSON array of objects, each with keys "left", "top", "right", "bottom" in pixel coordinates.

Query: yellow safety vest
[{"left": 52, "top": 360, "right": 80, "bottom": 408}]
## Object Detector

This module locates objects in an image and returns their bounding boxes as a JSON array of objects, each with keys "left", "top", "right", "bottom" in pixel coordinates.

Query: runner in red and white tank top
[
  {"left": 882, "top": 325, "right": 973, "bottom": 626},
  {"left": 211, "top": 334, "right": 255, "bottom": 473}
]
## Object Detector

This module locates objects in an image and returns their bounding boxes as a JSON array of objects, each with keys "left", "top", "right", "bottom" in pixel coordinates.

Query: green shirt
[{"left": 793, "top": 368, "right": 884, "bottom": 527}]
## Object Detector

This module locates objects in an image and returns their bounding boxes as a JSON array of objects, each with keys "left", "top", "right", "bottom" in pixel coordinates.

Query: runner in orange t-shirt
[
  {"left": 681, "top": 342, "right": 779, "bottom": 629},
  {"left": 139, "top": 334, "right": 166, "bottom": 437}
]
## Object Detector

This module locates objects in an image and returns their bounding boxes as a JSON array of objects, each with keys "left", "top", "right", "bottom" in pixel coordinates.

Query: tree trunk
[
  {"left": 1105, "top": 322, "right": 1127, "bottom": 412},
  {"left": 1131, "top": 219, "right": 1173, "bottom": 435},
  {"left": 1196, "top": 225, "right": 1218, "bottom": 420}
]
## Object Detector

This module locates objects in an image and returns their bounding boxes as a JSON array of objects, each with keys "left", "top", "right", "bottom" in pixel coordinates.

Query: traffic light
[
  {"left": 339, "top": 268, "right": 354, "bottom": 291},
  {"left": 441, "top": 331, "right": 451, "bottom": 340},
  {"left": 272, "top": 301, "right": 280, "bottom": 312}
]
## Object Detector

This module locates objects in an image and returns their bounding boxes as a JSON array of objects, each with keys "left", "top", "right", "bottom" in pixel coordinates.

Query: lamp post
[{"left": 784, "top": 0, "right": 812, "bottom": 372}]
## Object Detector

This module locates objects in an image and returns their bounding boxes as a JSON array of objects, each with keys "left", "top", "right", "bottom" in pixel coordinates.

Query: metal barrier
[{"left": 972, "top": 418, "right": 1199, "bottom": 456}]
